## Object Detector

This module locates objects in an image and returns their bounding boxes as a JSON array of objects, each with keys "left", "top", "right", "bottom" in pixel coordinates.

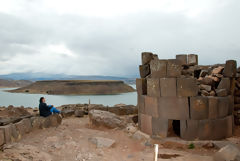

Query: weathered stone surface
[
  {"left": 10, "top": 124, "right": 20, "bottom": 141},
  {"left": 136, "top": 78, "right": 147, "bottom": 95},
  {"left": 74, "top": 110, "right": 85, "bottom": 117},
  {"left": 213, "top": 144, "right": 240, "bottom": 161},
  {"left": 200, "top": 70, "right": 208, "bottom": 77},
  {"left": 0, "top": 130, "right": 4, "bottom": 146},
  {"left": 201, "top": 90, "right": 210, "bottom": 96},
  {"left": 138, "top": 95, "right": 145, "bottom": 114},
  {"left": 140, "top": 114, "right": 152, "bottom": 135},
  {"left": 49, "top": 114, "right": 62, "bottom": 127},
  {"left": 21, "top": 118, "right": 32, "bottom": 133},
  {"left": 223, "top": 60, "right": 237, "bottom": 77},
  {"left": 139, "top": 64, "right": 150, "bottom": 78},
  {"left": 150, "top": 59, "right": 167, "bottom": 78},
  {"left": 218, "top": 97, "right": 230, "bottom": 118},
  {"left": 199, "top": 77, "right": 215, "bottom": 86},
  {"left": 218, "top": 78, "right": 230, "bottom": 93},
  {"left": 216, "top": 89, "right": 228, "bottom": 97},
  {"left": 108, "top": 105, "right": 138, "bottom": 116},
  {"left": 147, "top": 78, "right": 160, "bottom": 97},
  {"left": 15, "top": 120, "right": 25, "bottom": 137},
  {"left": 200, "top": 84, "right": 211, "bottom": 92},
  {"left": 89, "top": 110, "right": 126, "bottom": 129},
  {"left": 160, "top": 78, "right": 177, "bottom": 97},
  {"left": 30, "top": 117, "right": 45, "bottom": 129},
  {"left": 235, "top": 96, "right": 240, "bottom": 104},
  {"left": 152, "top": 117, "right": 168, "bottom": 137},
  {"left": 212, "top": 66, "right": 224, "bottom": 75},
  {"left": 125, "top": 124, "right": 138, "bottom": 134},
  {"left": 88, "top": 137, "right": 115, "bottom": 148},
  {"left": 187, "top": 54, "right": 198, "bottom": 65},
  {"left": 198, "top": 119, "right": 214, "bottom": 140},
  {"left": 158, "top": 97, "right": 189, "bottom": 120},
  {"left": 144, "top": 96, "right": 158, "bottom": 117},
  {"left": 177, "top": 78, "right": 198, "bottom": 97},
  {"left": 142, "top": 52, "right": 153, "bottom": 65},
  {"left": 190, "top": 96, "right": 209, "bottom": 120},
  {"left": 180, "top": 119, "right": 199, "bottom": 140},
  {"left": 176, "top": 54, "right": 187, "bottom": 65},
  {"left": 0, "top": 124, "right": 13, "bottom": 144},
  {"left": 132, "top": 130, "right": 150, "bottom": 140},
  {"left": 208, "top": 97, "right": 218, "bottom": 119},
  {"left": 167, "top": 59, "right": 182, "bottom": 77},
  {"left": 61, "top": 109, "right": 75, "bottom": 117}
]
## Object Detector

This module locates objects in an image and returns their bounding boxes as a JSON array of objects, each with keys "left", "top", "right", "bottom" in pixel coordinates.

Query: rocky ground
[{"left": 1, "top": 115, "right": 240, "bottom": 161}]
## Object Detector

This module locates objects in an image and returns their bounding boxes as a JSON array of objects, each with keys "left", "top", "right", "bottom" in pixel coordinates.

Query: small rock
[
  {"left": 213, "top": 144, "right": 240, "bottom": 161},
  {"left": 200, "top": 84, "right": 212, "bottom": 92},
  {"left": 212, "top": 66, "right": 224, "bottom": 75},
  {"left": 88, "top": 137, "right": 115, "bottom": 148},
  {"left": 210, "top": 90, "right": 216, "bottom": 96},
  {"left": 201, "top": 90, "right": 210, "bottom": 96},
  {"left": 125, "top": 124, "right": 137, "bottom": 134},
  {"left": 202, "top": 142, "right": 215, "bottom": 149}
]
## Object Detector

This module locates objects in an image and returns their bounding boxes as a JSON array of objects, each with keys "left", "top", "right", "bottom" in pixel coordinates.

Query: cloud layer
[{"left": 0, "top": 0, "right": 239, "bottom": 76}]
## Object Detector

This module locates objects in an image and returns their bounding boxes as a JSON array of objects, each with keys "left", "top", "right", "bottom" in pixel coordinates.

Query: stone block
[
  {"left": 190, "top": 96, "right": 209, "bottom": 120},
  {"left": 180, "top": 120, "right": 199, "bottom": 140},
  {"left": 136, "top": 78, "right": 147, "bottom": 95},
  {"left": 216, "top": 89, "right": 228, "bottom": 97},
  {"left": 145, "top": 96, "right": 158, "bottom": 117},
  {"left": 30, "top": 117, "right": 45, "bottom": 129},
  {"left": 147, "top": 78, "right": 160, "bottom": 97},
  {"left": 21, "top": 118, "right": 32, "bottom": 133},
  {"left": 218, "top": 78, "right": 230, "bottom": 93},
  {"left": 152, "top": 117, "right": 168, "bottom": 137},
  {"left": 167, "top": 59, "right": 182, "bottom": 77},
  {"left": 0, "top": 124, "right": 13, "bottom": 144},
  {"left": 49, "top": 114, "right": 62, "bottom": 127},
  {"left": 213, "top": 116, "right": 233, "bottom": 139},
  {"left": 15, "top": 120, "right": 25, "bottom": 137},
  {"left": 150, "top": 59, "right": 167, "bottom": 78},
  {"left": 199, "top": 84, "right": 211, "bottom": 92},
  {"left": 223, "top": 60, "right": 237, "bottom": 77},
  {"left": 208, "top": 97, "right": 218, "bottom": 119},
  {"left": 0, "top": 130, "right": 4, "bottom": 146},
  {"left": 138, "top": 94, "right": 145, "bottom": 113},
  {"left": 228, "top": 95, "right": 234, "bottom": 115},
  {"left": 160, "top": 78, "right": 176, "bottom": 97},
  {"left": 11, "top": 124, "right": 20, "bottom": 141},
  {"left": 158, "top": 97, "right": 189, "bottom": 120},
  {"left": 142, "top": 52, "right": 153, "bottom": 65},
  {"left": 140, "top": 114, "right": 152, "bottom": 135},
  {"left": 177, "top": 78, "right": 198, "bottom": 97},
  {"left": 187, "top": 54, "right": 198, "bottom": 65},
  {"left": 75, "top": 110, "right": 85, "bottom": 117},
  {"left": 198, "top": 119, "right": 215, "bottom": 140},
  {"left": 139, "top": 64, "right": 150, "bottom": 78},
  {"left": 218, "top": 97, "right": 229, "bottom": 118},
  {"left": 176, "top": 54, "right": 187, "bottom": 65},
  {"left": 235, "top": 96, "right": 240, "bottom": 104}
]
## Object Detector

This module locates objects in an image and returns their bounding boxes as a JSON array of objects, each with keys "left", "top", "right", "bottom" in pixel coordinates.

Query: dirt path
[{"left": 0, "top": 117, "right": 215, "bottom": 161}]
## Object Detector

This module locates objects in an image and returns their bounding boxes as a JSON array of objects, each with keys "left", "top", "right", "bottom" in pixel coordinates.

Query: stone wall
[
  {"left": 137, "top": 52, "right": 237, "bottom": 140},
  {"left": 0, "top": 114, "right": 61, "bottom": 149}
]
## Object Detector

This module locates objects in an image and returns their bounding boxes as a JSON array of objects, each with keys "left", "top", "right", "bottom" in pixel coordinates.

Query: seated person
[{"left": 39, "top": 97, "right": 60, "bottom": 117}]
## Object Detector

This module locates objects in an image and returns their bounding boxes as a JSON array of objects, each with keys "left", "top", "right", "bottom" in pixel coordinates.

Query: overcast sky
[{"left": 0, "top": 0, "right": 239, "bottom": 77}]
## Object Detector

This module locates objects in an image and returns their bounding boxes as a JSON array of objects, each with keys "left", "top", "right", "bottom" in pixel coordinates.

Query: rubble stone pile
[{"left": 137, "top": 52, "right": 237, "bottom": 140}]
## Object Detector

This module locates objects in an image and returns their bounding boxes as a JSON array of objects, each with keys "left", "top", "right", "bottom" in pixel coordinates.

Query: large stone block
[
  {"left": 190, "top": 96, "right": 209, "bottom": 120},
  {"left": 180, "top": 119, "right": 199, "bottom": 140},
  {"left": 158, "top": 97, "right": 189, "bottom": 120},
  {"left": 0, "top": 130, "right": 4, "bottom": 146},
  {"left": 177, "top": 78, "right": 198, "bottom": 97},
  {"left": 0, "top": 124, "right": 13, "bottom": 144},
  {"left": 167, "top": 59, "right": 182, "bottom": 77},
  {"left": 140, "top": 114, "right": 152, "bottom": 135},
  {"left": 49, "top": 114, "right": 62, "bottom": 127},
  {"left": 21, "top": 118, "right": 32, "bottom": 133},
  {"left": 150, "top": 59, "right": 167, "bottom": 78},
  {"left": 142, "top": 52, "right": 153, "bottom": 65},
  {"left": 136, "top": 78, "right": 147, "bottom": 95},
  {"left": 228, "top": 95, "right": 234, "bottom": 115},
  {"left": 212, "top": 115, "right": 233, "bottom": 139},
  {"left": 198, "top": 119, "right": 215, "bottom": 140},
  {"left": 139, "top": 64, "right": 150, "bottom": 78},
  {"left": 15, "top": 120, "right": 25, "bottom": 137},
  {"left": 138, "top": 94, "right": 145, "bottom": 113},
  {"left": 160, "top": 78, "right": 177, "bottom": 97},
  {"left": 11, "top": 124, "right": 20, "bottom": 141},
  {"left": 145, "top": 96, "right": 158, "bottom": 117},
  {"left": 147, "top": 78, "right": 160, "bottom": 97},
  {"left": 223, "top": 60, "right": 237, "bottom": 77},
  {"left": 217, "top": 78, "right": 230, "bottom": 94},
  {"left": 218, "top": 97, "right": 229, "bottom": 118},
  {"left": 152, "top": 117, "right": 168, "bottom": 137},
  {"left": 208, "top": 97, "right": 218, "bottom": 119},
  {"left": 176, "top": 54, "right": 187, "bottom": 65},
  {"left": 187, "top": 54, "right": 198, "bottom": 65}
]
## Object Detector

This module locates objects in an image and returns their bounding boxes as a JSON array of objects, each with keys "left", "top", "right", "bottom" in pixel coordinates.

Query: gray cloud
[{"left": 0, "top": 0, "right": 240, "bottom": 77}]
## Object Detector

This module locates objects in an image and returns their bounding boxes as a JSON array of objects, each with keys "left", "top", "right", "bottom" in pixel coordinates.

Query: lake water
[{"left": 0, "top": 86, "right": 137, "bottom": 108}]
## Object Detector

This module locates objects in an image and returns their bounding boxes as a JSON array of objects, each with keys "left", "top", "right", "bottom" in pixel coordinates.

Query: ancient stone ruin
[{"left": 137, "top": 52, "right": 239, "bottom": 140}]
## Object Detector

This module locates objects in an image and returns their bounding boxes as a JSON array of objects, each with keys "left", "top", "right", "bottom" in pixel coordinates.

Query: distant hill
[
  {"left": 0, "top": 73, "right": 136, "bottom": 84},
  {"left": 0, "top": 79, "right": 33, "bottom": 88}
]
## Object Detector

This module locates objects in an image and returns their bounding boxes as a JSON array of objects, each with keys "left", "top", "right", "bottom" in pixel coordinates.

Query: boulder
[
  {"left": 125, "top": 124, "right": 138, "bottom": 134},
  {"left": 49, "top": 114, "right": 62, "bottom": 127},
  {"left": 61, "top": 109, "right": 75, "bottom": 117},
  {"left": 74, "top": 110, "right": 85, "bottom": 117},
  {"left": 89, "top": 110, "right": 126, "bottom": 129},
  {"left": 213, "top": 144, "right": 240, "bottom": 161},
  {"left": 30, "top": 117, "right": 45, "bottom": 129},
  {"left": 200, "top": 84, "right": 212, "bottom": 92},
  {"left": 88, "top": 137, "right": 115, "bottom": 148},
  {"left": 132, "top": 130, "right": 150, "bottom": 140},
  {"left": 108, "top": 105, "right": 138, "bottom": 115},
  {"left": 212, "top": 66, "right": 224, "bottom": 75}
]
